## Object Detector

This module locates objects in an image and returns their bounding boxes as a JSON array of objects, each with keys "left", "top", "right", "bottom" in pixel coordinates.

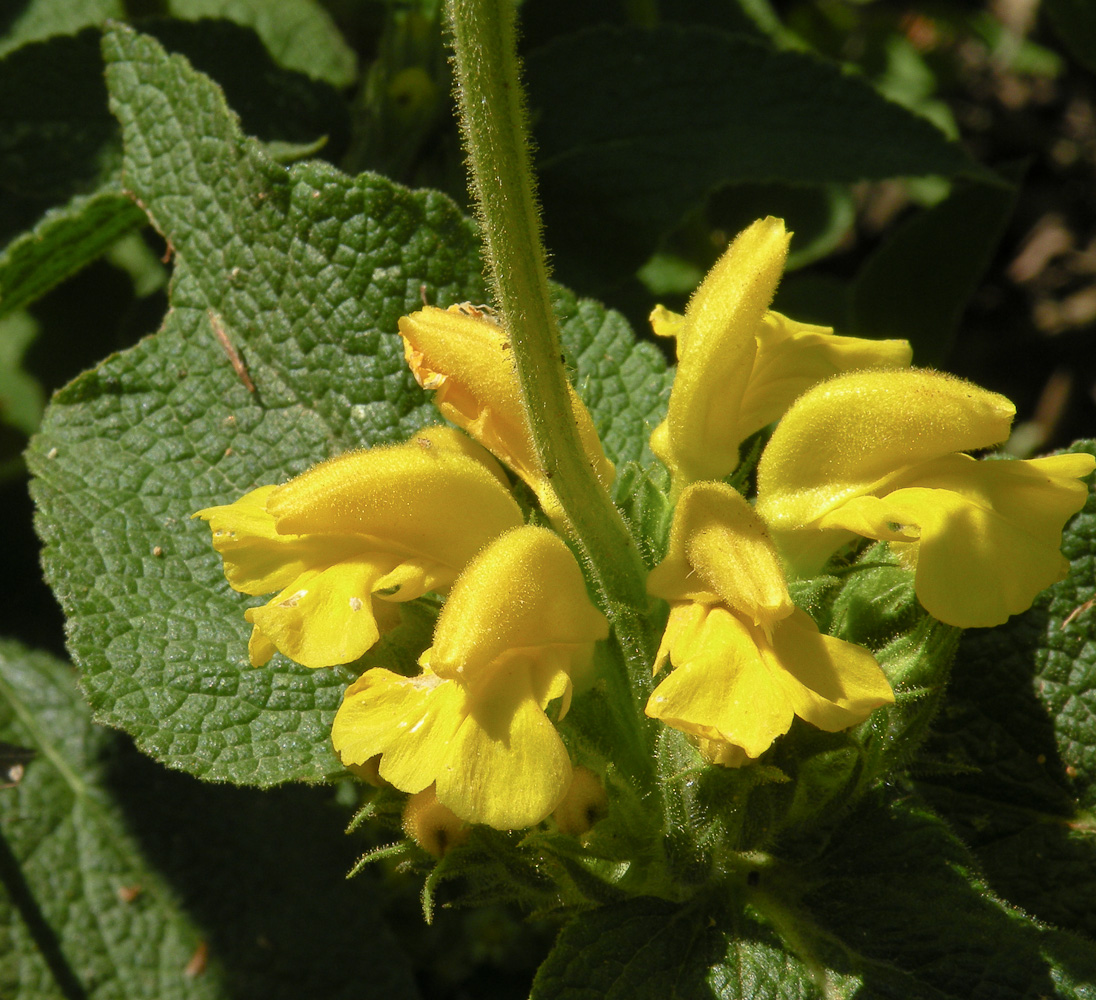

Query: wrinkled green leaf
[
  {"left": 530, "top": 893, "right": 850, "bottom": 1000},
  {"left": 850, "top": 169, "right": 1021, "bottom": 366},
  {"left": 27, "top": 24, "right": 665, "bottom": 787},
  {"left": 0, "top": 186, "right": 145, "bottom": 322},
  {"left": 916, "top": 442, "right": 1096, "bottom": 938},
  {"left": 525, "top": 24, "right": 987, "bottom": 291},
  {"left": 0, "top": 639, "right": 422, "bottom": 1000},
  {"left": 167, "top": 0, "right": 358, "bottom": 87}
]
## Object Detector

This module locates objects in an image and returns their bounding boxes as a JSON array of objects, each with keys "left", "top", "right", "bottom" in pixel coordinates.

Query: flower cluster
[{"left": 197, "top": 217, "right": 1094, "bottom": 833}]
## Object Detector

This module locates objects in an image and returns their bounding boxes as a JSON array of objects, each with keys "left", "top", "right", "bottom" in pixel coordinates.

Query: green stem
[{"left": 444, "top": 0, "right": 651, "bottom": 630}]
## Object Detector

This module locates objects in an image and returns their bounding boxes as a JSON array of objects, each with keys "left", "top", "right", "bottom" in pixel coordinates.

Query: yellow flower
[
  {"left": 756, "top": 369, "right": 1096, "bottom": 627},
  {"left": 645, "top": 482, "right": 893, "bottom": 764},
  {"left": 331, "top": 525, "right": 610, "bottom": 829},
  {"left": 649, "top": 218, "right": 911, "bottom": 492},
  {"left": 194, "top": 427, "right": 523, "bottom": 668},
  {"left": 398, "top": 303, "right": 614, "bottom": 520}
]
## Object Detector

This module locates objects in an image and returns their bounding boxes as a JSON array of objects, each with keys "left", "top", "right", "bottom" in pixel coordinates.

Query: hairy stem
[{"left": 444, "top": 0, "right": 651, "bottom": 627}]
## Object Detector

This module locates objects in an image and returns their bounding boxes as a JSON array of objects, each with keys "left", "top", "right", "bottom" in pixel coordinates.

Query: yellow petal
[
  {"left": 244, "top": 557, "right": 396, "bottom": 668},
  {"left": 756, "top": 368, "right": 1016, "bottom": 572},
  {"left": 645, "top": 604, "right": 795, "bottom": 760},
  {"left": 331, "top": 667, "right": 464, "bottom": 793},
  {"left": 696, "top": 738, "right": 751, "bottom": 768},
  {"left": 195, "top": 486, "right": 353, "bottom": 596},
  {"left": 247, "top": 625, "right": 277, "bottom": 667},
  {"left": 414, "top": 424, "right": 513, "bottom": 488},
  {"left": 436, "top": 657, "right": 573, "bottom": 829},
  {"left": 768, "top": 609, "right": 894, "bottom": 728},
  {"left": 818, "top": 452, "right": 1095, "bottom": 626},
  {"left": 649, "top": 304, "right": 685, "bottom": 339},
  {"left": 734, "top": 311, "right": 912, "bottom": 444},
  {"left": 648, "top": 482, "right": 792, "bottom": 626},
  {"left": 427, "top": 525, "right": 609, "bottom": 681},
  {"left": 398, "top": 304, "right": 614, "bottom": 516},
  {"left": 267, "top": 433, "right": 524, "bottom": 582},
  {"left": 651, "top": 217, "right": 790, "bottom": 487},
  {"left": 334, "top": 658, "right": 574, "bottom": 829},
  {"left": 196, "top": 431, "right": 526, "bottom": 669},
  {"left": 646, "top": 604, "right": 893, "bottom": 761}
]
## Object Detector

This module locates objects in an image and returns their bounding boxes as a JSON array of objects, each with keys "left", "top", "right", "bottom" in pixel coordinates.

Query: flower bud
[
  {"left": 402, "top": 786, "right": 469, "bottom": 858},
  {"left": 552, "top": 766, "right": 609, "bottom": 835}
]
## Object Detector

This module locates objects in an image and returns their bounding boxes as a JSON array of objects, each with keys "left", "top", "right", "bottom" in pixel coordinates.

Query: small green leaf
[
  {"left": 525, "top": 24, "right": 988, "bottom": 290},
  {"left": 0, "top": 186, "right": 146, "bottom": 321},
  {"left": 849, "top": 169, "right": 1021, "bottom": 366}
]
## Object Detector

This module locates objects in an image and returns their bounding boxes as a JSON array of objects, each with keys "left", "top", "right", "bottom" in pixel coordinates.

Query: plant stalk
[{"left": 444, "top": 0, "right": 650, "bottom": 627}]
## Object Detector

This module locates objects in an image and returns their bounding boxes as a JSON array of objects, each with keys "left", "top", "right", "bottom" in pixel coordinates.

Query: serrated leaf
[
  {"left": 525, "top": 24, "right": 987, "bottom": 291},
  {"left": 27, "top": 24, "right": 664, "bottom": 786},
  {"left": 0, "top": 639, "right": 422, "bottom": 1000},
  {"left": 166, "top": 0, "right": 358, "bottom": 88},
  {"left": 0, "top": 186, "right": 145, "bottom": 321},
  {"left": 915, "top": 441, "right": 1096, "bottom": 938},
  {"left": 849, "top": 169, "right": 1021, "bottom": 366}
]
